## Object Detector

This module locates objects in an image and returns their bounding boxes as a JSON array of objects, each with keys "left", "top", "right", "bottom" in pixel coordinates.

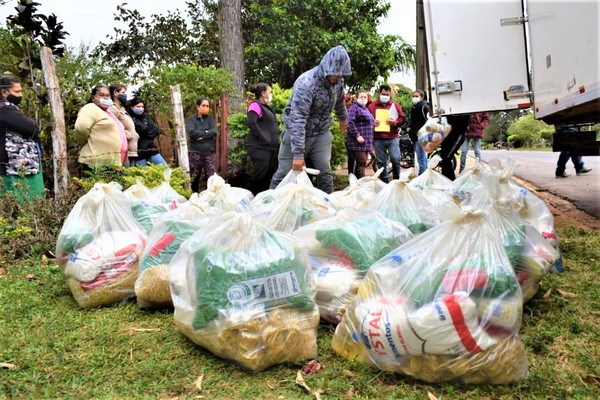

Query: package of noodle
[
  {"left": 469, "top": 175, "right": 560, "bottom": 302},
  {"left": 169, "top": 212, "right": 319, "bottom": 371},
  {"left": 197, "top": 174, "right": 253, "bottom": 212},
  {"left": 135, "top": 197, "right": 217, "bottom": 308},
  {"left": 332, "top": 208, "right": 529, "bottom": 384},
  {"left": 56, "top": 182, "right": 147, "bottom": 308},
  {"left": 124, "top": 179, "right": 172, "bottom": 234},
  {"left": 251, "top": 169, "right": 338, "bottom": 233},
  {"left": 417, "top": 116, "right": 452, "bottom": 153},
  {"left": 150, "top": 168, "right": 188, "bottom": 205},
  {"left": 294, "top": 208, "right": 413, "bottom": 323},
  {"left": 368, "top": 173, "right": 446, "bottom": 234}
]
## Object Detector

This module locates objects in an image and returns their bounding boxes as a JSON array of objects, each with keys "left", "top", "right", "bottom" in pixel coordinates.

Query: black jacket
[
  {"left": 408, "top": 100, "right": 429, "bottom": 143},
  {"left": 186, "top": 114, "right": 217, "bottom": 153},
  {"left": 130, "top": 112, "right": 160, "bottom": 159},
  {"left": 0, "top": 102, "right": 40, "bottom": 175},
  {"left": 246, "top": 101, "right": 280, "bottom": 150}
]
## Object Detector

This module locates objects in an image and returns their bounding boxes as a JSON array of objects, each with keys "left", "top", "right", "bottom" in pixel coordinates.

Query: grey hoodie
[{"left": 282, "top": 45, "right": 352, "bottom": 159}]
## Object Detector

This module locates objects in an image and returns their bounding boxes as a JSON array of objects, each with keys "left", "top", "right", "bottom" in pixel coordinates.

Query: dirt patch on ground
[{"left": 511, "top": 176, "right": 600, "bottom": 231}]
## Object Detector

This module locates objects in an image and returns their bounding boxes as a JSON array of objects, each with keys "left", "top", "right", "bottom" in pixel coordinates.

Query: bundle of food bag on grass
[
  {"left": 492, "top": 159, "right": 559, "bottom": 248},
  {"left": 124, "top": 179, "right": 171, "bottom": 234},
  {"left": 169, "top": 212, "right": 319, "bottom": 371},
  {"left": 330, "top": 174, "right": 377, "bottom": 209},
  {"left": 294, "top": 208, "right": 413, "bottom": 323},
  {"left": 417, "top": 116, "right": 452, "bottom": 153},
  {"left": 150, "top": 168, "right": 188, "bottom": 205},
  {"left": 251, "top": 169, "right": 338, "bottom": 233},
  {"left": 135, "top": 195, "right": 217, "bottom": 309},
  {"left": 56, "top": 182, "right": 147, "bottom": 308},
  {"left": 197, "top": 173, "right": 253, "bottom": 212},
  {"left": 368, "top": 171, "right": 449, "bottom": 234},
  {"left": 332, "top": 208, "right": 529, "bottom": 384},
  {"left": 469, "top": 175, "right": 560, "bottom": 302},
  {"left": 409, "top": 156, "right": 466, "bottom": 205},
  {"left": 454, "top": 163, "right": 487, "bottom": 204}
]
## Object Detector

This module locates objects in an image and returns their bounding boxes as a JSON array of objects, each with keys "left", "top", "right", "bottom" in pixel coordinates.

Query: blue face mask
[
  {"left": 99, "top": 98, "right": 113, "bottom": 106},
  {"left": 132, "top": 108, "right": 144, "bottom": 115}
]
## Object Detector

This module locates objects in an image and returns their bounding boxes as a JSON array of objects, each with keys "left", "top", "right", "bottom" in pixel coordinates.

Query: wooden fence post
[
  {"left": 170, "top": 84, "right": 191, "bottom": 191},
  {"left": 219, "top": 92, "right": 228, "bottom": 179},
  {"left": 39, "top": 46, "right": 69, "bottom": 198}
]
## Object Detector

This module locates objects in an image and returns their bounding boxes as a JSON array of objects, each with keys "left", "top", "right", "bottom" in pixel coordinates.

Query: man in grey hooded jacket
[{"left": 269, "top": 45, "right": 352, "bottom": 194}]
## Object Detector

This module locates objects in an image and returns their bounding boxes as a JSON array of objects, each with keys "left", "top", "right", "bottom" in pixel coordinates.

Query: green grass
[{"left": 1, "top": 225, "right": 599, "bottom": 399}]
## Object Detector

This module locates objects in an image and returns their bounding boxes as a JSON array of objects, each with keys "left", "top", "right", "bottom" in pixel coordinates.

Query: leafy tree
[
  {"left": 506, "top": 113, "right": 554, "bottom": 148},
  {"left": 483, "top": 109, "right": 530, "bottom": 143}
]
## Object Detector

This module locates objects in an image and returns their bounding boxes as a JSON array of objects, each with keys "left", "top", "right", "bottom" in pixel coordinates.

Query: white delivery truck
[{"left": 418, "top": 0, "right": 600, "bottom": 154}]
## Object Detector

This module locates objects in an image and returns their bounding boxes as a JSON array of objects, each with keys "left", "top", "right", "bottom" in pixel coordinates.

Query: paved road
[{"left": 478, "top": 150, "right": 600, "bottom": 218}]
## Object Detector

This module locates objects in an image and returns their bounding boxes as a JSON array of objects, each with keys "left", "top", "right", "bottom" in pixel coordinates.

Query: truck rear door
[{"left": 423, "top": 0, "right": 530, "bottom": 116}]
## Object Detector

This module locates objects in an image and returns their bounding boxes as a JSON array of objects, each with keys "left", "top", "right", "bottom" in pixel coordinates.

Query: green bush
[{"left": 507, "top": 113, "right": 554, "bottom": 148}]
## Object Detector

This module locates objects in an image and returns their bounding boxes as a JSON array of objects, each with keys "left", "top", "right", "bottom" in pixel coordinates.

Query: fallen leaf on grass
[
  {"left": 582, "top": 374, "right": 600, "bottom": 386},
  {"left": 543, "top": 289, "right": 553, "bottom": 298},
  {"left": 1, "top": 362, "right": 16, "bottom": 369},
  {"left": 557, "top": 289, "right": 577, "bottom": 298},
  {"left": 303, "top": 359, "right": 322, "bottom": 374},
  {"left": 0, "top": 267, "right": 7, "bottom": 277},
  {"left": 195, "top": 374, "right": 204, "bottom": 391},
  {"left": 25, "top": 274, "right": 35, "bottom": 280},
  {"left": 296, "top": 370, "right": 323, "bottom": 399},
  {"left": 428, "top": 391, "right": 439, "bottom": 400},
  {"left": 126, "top": 328, "right": 162, "bottom": 333}
]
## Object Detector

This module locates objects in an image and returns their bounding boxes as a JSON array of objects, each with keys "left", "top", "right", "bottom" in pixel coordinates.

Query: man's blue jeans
[
  {"left": 555, "top": 151, "right": 584, "bottom": 175},
  {"left": 134, "top": 153, "right": 168, "bottom": 167},
  {"left": 460, "top": 137, "right": 481, "bottom": 173},
  {"left": 415, "top": 142, "right": 428, "bottom": 175},
  {"left": 374, "top": 138, "right": 401, "bottom": 182}
]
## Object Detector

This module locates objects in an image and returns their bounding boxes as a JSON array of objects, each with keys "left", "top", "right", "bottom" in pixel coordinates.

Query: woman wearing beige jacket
[
  {"left": 74, "top": 85, "right": 126, "bottom": 168},
  {"left": 108, "top": 83, "right": 138, "bottom": 165}
]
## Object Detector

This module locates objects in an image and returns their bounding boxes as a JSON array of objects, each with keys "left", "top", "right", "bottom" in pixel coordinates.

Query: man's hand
[
  {"left": 374, "top": 119, "right": 380, "bottom": 127},
  {"left": 357, "top": 135, "right": 365, "bottom": 144},
  {"left": 387, "top": 117, "right": 395, "bottom": 126},
  {"left": 292, "top": 159, "right": 305, "bottom": 171},
  {"left": 339, "top": 121, "right": 348, "bottom": 133}
]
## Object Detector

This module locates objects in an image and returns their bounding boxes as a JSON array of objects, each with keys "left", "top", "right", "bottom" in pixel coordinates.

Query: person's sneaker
[
  {"left": 576, "top": 167, "right": 592, "bottom": 176},
  {"left": 556, "top": 172, "right": 571, "bottom": 178}
]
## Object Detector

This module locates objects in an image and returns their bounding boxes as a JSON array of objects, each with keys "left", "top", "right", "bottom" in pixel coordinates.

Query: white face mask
[
  {"left": 379, "top": 95, "right": 390, "bottom": 104},
  {"left": 266, "top": 94, "right": 273, "bottom": 103},
  {"left": 357, "top": 98, "right": 368, "bottom": 107},
  {"left": 412, "top": 97, "right": 421, "bottom": 105}
]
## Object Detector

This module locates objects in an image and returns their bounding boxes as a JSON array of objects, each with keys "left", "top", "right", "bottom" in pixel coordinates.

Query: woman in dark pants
[
  {"left": 440, "top": 114, "right": 470, "bottom": 180},
  {"left": 246, "top": 83, "right": 280, "bottom": 195}
]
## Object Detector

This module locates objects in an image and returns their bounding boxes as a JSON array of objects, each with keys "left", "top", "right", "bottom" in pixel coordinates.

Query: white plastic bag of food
[
  {"left": 294, "top": 208, "right": 413, "bottom": 323},
  {"left": 251, "top": 169, "right": 338, "bottom": 233},
  {"left": 150, "top": 168, "right": 188, "bottom": 205},
  {"left": 332, "top": 208, "right": 529, "bottom": 384},
  {"left": 124, "top": 179, "right": 170, "bottom": 234},
  {"left": 56, "top": 182, "right": 147, "bottom": 308},
  {"left": 197, "top": 174, "right": 253, "bottom": 212},
  {"left": 417, "top": 116, "right": 452, "bottom": 153},
  {"left": 169, "top": 212, "right": 319, "bottom": 371}
]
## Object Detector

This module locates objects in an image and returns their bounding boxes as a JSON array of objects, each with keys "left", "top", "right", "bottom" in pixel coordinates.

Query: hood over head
[{"left": 318, "top": 45, "right": 352, "bottom": 79}]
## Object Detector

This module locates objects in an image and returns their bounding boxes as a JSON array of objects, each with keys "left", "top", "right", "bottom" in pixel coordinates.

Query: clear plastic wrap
[
  {"left": 251, "top": 169, "right": 338, "bottom": 233},
  {"left": 124, "top": 179, "right": 169, "bottom": 234},
  {"left": 197, "top": 174, "right": 253, "bottom": 212},
  {"left": 56, "top": 183, "right": 147, "bottom": 308},
  {"left": 294, "top": 208, "right": 413, "bottom": 323},
  {"left": 417, "top": 117, "right": 452, "bottom": 153},
  {"left": 169, "top": 212, "right": 319, "bottom": 371},
  {"left": 330, "top": 174, "right": 378, "bottom": 209},
  {"left": 332, "top": 208, "right": 529, "bottom": 384},
  {"left": 135, "top": 196, "right": 217, "bottom": 309},
  {"left": 150, "top": 168, "right": 188, "bottom": 205}
]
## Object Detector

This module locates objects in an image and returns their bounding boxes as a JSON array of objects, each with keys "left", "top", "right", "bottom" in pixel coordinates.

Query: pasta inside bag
[
  {"left": 332, "top": 208, "right": 529, "bottom": 384},
  {"left": 135, "top": 196, "right": 217, "bottom": 309},
  {"left": 294, "top": 208, "right": 413, "bottom": 323},
  {"left": 197, "top": 173, "right": 254, "bottom": 212},
  {"left": 169, "top": 212, "right": 319, "bottom": 372},
  {"left": 251, "top": 169, "right": 338, "bottom": 233},
  {"left": 56, "top": 182, "right": 147, "bottom": 308}
]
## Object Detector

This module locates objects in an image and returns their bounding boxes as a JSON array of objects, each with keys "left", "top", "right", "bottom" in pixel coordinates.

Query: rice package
[
  {"left": 332, "top": 208, "right": 529, "bottom": 384},
  {"left": 169, "top": 212, "right": 318, "bottom": 371},
  {"left": 56, "top": 182, "right": 147, "bottom": 308},
  {"left": 124, "top": 179, "right": 171, "bottom": 234},
  {"left": 135, "top": 196, "right": 217, "bottom": 308},
  {"left": 197, "top": 174, "right": 253, "bottom": 212},
  {"left": 417, "top": 117, "right": 452, "bottom": 153},
  {"left": 150, "top": 168, "right": 188, "bottom": 205},
  {"left": 294, "top": 208, "right": 413, "bottom": 323},
  {"left": 251, "top": 169, "right": 338, "bottom": 233},
  {"left": 368, "top": 175, "right": 441, "bottom": 234}
]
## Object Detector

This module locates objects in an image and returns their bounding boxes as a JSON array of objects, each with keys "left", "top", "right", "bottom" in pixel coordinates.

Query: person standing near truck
[
  {"left": 555, "top": 126, "right": 592, "bottom": 178},
  {"left": 459, "top": 112, "right": 491, "bottom": 174}
]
